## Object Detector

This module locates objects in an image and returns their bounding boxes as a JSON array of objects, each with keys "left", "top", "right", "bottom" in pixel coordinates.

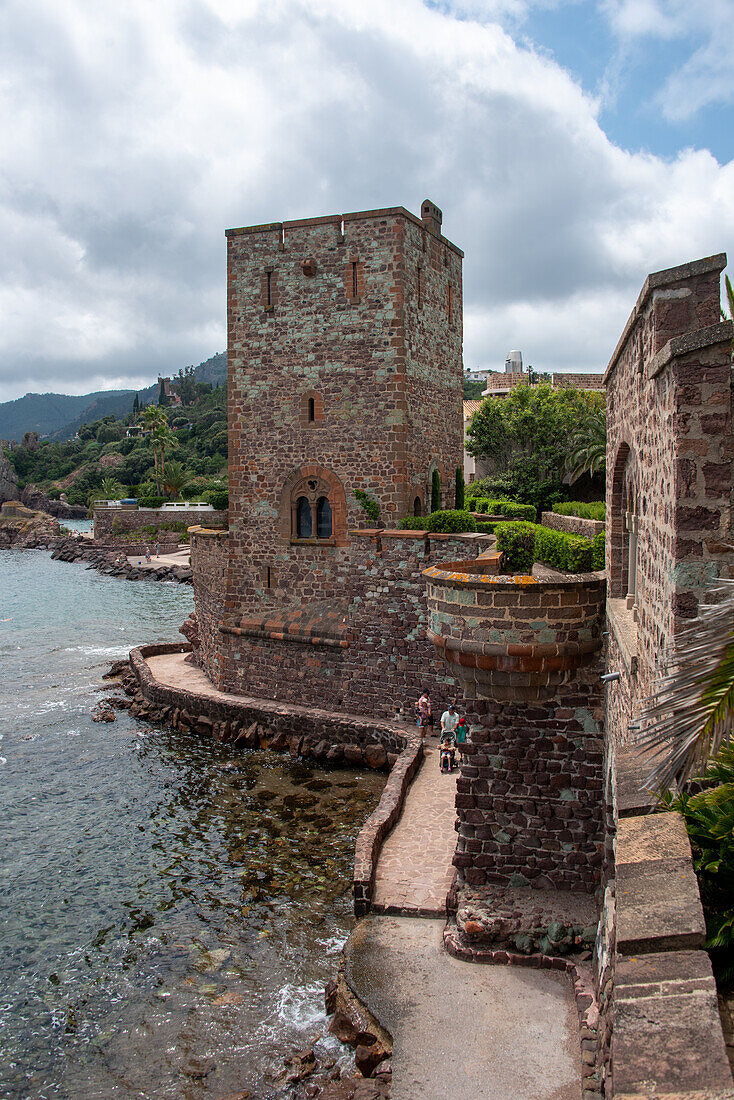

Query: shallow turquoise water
[{"left": 0, "top": 550, "right": 383, "bottom": 1099}]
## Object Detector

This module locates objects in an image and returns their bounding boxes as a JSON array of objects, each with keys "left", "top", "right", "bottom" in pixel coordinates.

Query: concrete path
[
  {"left": 127, "top": 548, "right": 191, "bottom": 569},
  {"left": 346, "top": 916, "right": 581, "bottom": 1100},
  {"left": 373, "top": 735, "right": 458, "bottom": 916}
]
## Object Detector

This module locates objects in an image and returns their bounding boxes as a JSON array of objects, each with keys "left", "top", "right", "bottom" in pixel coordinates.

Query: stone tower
[{"left": 223, "top": 202, "right": 464, "bottom": 621}]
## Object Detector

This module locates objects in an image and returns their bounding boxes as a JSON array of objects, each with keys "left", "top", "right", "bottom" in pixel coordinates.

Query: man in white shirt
[{"left": 440, "top": 701, "right": 460, "bottom": 737}]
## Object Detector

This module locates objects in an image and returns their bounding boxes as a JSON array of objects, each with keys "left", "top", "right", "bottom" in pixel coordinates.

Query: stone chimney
[{"left": 421, "top": 199, "right": 443, "bottom": 236}]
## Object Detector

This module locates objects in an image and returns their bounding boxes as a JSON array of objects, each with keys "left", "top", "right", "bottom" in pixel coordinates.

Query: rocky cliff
[
  {"left": 0, "top": 450, "right": 19, "bottom": 504},
  {"left": 0, "top": 502, "right": 61, "bottom": 548}
]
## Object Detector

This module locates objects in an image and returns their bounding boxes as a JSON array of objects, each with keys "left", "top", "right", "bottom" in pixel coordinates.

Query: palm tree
[
  {"left": 566, "top": 406, "right": 606, "bottom": 483},
  {"left": 633, "top": 582, "right": 734, "bottom": 790},
  {"left": 140, "top": 406, "right": 172, "bottom": 494},
  {"left": 721, "top": 274, "right": 734, "bottom": 322},
  {"left": 162, "top": 460, "right": 188, "bottom": 499},
  {"left": 567, "top": 406, "right": 606, "bottom": 481}
]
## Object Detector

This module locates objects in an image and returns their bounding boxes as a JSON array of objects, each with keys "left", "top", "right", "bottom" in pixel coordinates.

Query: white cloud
[{"left": 0, "top": 0, "right": 731, "bottom": 400}]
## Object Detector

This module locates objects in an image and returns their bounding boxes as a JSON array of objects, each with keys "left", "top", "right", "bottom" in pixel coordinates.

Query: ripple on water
[{"left": 0, "top": 550, "right": 385, "bottom": 1099}]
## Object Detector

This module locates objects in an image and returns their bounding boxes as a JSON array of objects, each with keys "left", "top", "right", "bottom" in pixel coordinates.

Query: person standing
[
  {"left": 455, "top": 715, "right": 468, "bottom": 757},
  {"left": 415, "top": 691, "right": 432, "bottom": 730},
  {"left": 440, "top": 701, "right": 460, "bottom": 737}
]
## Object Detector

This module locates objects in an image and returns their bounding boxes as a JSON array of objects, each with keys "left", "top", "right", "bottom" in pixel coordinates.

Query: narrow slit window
[
  {"left": 308, "top": 397, "right": 315, "bottom": 422},
  {"left": 417, "top": 267, "right": 422, "bottom": 309},
  {"left": 296, "top": 496, "right": 312, "bottom": 538},
  {"left": 352, "top": 261, "right": 358, "bottom": 298},
  {"left": 447, "top": 284, "right": 453, "bottom": 323},
  {"left": 266, "top": 566, "right": 272, "bottom": 588},
  {"left": 266, "top": 270, "right": 272, "bottom": 307}
]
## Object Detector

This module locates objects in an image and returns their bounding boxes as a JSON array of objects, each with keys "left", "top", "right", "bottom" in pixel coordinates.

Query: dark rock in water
[
  {"left": 284, "top": 793, "right": 318, "bottom": 809},
  {"left": 103, "top": 659, "right": 129, "bottom": 680},
  {"left": 324, "top": 978, "right": 337, "bottom": 1016},
  {"left": 364, "top": 744, "right": 387, "bottom": 770},
  {"left": 355, "top": 1043, "right": 385, "bottom": 1079},
  {"left": 256, "top": 790, "right": 277, "bottom": 802},
  {"left": 329, "top": 1009, "right": 357, "bottom": 1045},
  {"left": 305, "top": 779, "right": 331, "bottom": 791},
  {"left": 285, "top": 1048, "right": 316, "bottom": 1083},
  {"left": 335, "top": 779, "right": 357, "bottom": 788},
  {"left": 91, "top": 704, "right": 115, "bottom": 723}
]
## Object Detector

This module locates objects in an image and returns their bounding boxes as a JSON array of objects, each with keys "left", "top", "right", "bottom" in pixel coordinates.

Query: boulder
[
  {"left": 343, "top": 744, "right": 364, "bottom": 766},
  {"left": 364, "top": 744, "right": 387, "bottom": 770}
]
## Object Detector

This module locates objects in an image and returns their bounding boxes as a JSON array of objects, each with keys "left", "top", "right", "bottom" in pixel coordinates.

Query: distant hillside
[{"left": 0, "top": 353, "right": 227, "bottom": 443}]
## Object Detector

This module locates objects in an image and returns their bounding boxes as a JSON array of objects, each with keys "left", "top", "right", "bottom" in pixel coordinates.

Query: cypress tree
[
  {"left": 455, "top": 465, "right": 465, "bottom": 510},
  {"left": 431, "top": 469, "right": 441, "bottom": 512}
]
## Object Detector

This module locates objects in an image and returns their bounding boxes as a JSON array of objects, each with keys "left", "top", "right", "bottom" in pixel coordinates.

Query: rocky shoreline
[
  {"left": 50, "top": 536, "right": 193, "bottom": 584},
  {"left": 101, "top": 657, "right": 394, "bottom": 1100}
]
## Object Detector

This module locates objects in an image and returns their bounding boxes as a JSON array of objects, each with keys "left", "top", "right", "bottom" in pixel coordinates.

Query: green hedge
[
  {"left": 398, "top": 510, "right": 477, "bottom": 533},
  {"left": 472, "top": 498, "right": 535, "bottom": 520},
  {"left": 475, "top": 520, "right": 495, "bottom": 534},
  {"left": 495, "top": 521, "right": 536, "bottom": 574},
  {"left": 553, "top": 500, "right": 605, "bottom": 521},
  {"left": 534, "top": 526, "right": 593, "bottom": 573},
  {"left": 592, "top": 530, "right": 605, "bottom": 571},
  {"left": 137, "top": 494, "right": 165, "bottom": 508},
  {"left": 495, "top": 521, "right": 606, "bottom": 575},
  {"left": 425, "top": 509, "right": 476, "bottom": 533}
]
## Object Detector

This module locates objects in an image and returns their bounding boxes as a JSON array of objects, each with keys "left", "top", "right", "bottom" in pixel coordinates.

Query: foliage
[
  {"left": 467, "top": 384, "right": 605, "bottom": 512},
  {"left": 634, "top": 582, "right": 734, "bottom": 791},
  {"left": 722, "top": 274, "right": 734, "bottom": 323},
  {"left": 100, "top": 478, "right": 124, "bottom": 499},
  {"left": 162, "top": 459, "right": 188, "bottom": 499},
  {"left": 140, "top": 405, "right": 173, "bottom": 494},
  {"left": 172, "top": 365, "right": 198, "bottom": 406},
  {"left": 662, "top": 743, "right": 734, "bottom": 979},
  {"left": 471, "top": 498, "right": 536, "bottom": 520},
  {"left": 475, "top": 520, "right": 495, "bottom": 534},
  {"left": 205, "top": 488, "right": 229, "bottom": 511},
  {"left": 424, "top": 509, "right": 476, "bottom": 533},
  {"left": 566, "top": 406, "right": 607, "bottom": 484},
  {"left": 398, "top": 516, "right": 428, "bottom": 530},
  {"left": 431, "top": 469, "right": 441, "bottom": 512},
  {"left": 592, "top": 530, "right": 605, "bottom": 571},
  {"left": 553, "top": 501, "right": 606, "bottom": 520},
  {"left": 353, "top": 488, "right": 380, "bottom": 525},
  {"left": 495, "top": 521, "right": 536, "bottom": 574},
  {"left": 463, "top": 379, "right": 485, "bottom": 400},
  {"left": 534, "top": 525, "right": 594, "bottom": 573},
  {"left": 137, "top": 493, "right": 165, "bottom": 508},
  {"left": 454, "top": 466, "right": 465, "bottom": 511}
]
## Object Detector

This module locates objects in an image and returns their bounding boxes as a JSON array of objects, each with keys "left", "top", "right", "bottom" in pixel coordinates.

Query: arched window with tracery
[
  {"left": 296, "top": 496, "right": 312, "bottom": 538},
  {"left": 316, "top": 496, "right": 332, "bottom": 538}
]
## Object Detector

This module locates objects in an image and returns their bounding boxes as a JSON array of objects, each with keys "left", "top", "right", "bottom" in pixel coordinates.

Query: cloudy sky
[{"left": 1, "top": 0, "right": 732, "bottom": 402}]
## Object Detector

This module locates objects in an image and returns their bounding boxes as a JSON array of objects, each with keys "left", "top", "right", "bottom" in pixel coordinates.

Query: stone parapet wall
[
  {"left": 424, "top": 563, "right": 606, "bottom": 892},
  {"left": 604, "top": 254, "right": 734, "bottom": 750},
  {"left": 189, "top": 527, "right": 229, "bottom": 681},
  {"left": 541, "top": 511, "right": 604, "bottom": 538},
  {"left": 193, "top": 531, "right": 493, "bottom": 719},
  {"left": 93, "top": 506, "right": 226, "bottom": 540}
]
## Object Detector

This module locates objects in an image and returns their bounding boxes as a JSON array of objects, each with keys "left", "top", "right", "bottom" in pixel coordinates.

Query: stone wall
[
  {"left": 425, "top": 564, "right": 606, "bottom": 892},
  {"left": 604, "top": 254, "right": 734, "bottom": 748},
  {"left": 540, "top": 511, "right": 604, "bottom": 538},
  {"left": 223, "top": 201, "right": 464, "bottom": 628},
  {"left": 93, "top": 506, "right": 226, "bottom": 540},
  {"left": 0, "top": 450, "right": 19, "bottom": 504},
  {"left": 191, "top": 530, "right": 496, "bottom": 718}
]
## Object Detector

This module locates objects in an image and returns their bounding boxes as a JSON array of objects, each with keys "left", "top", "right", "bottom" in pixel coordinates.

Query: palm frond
[{"left": 633, "top": 582, "right": 734, "bottom": 790}]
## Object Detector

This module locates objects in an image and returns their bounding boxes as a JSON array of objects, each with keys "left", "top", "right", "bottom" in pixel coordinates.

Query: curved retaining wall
[
  {"left": 129, "top": 642, "right": 422, "bottom": 916},
  {"left": 424, "top": 563, "right": 606, "bottom": 892},
  {"left": 540, "top": 511, "right": 604, "bottom": 538},
  {"left": 189, "top": 526, "right": 229, "bottom": 683}
]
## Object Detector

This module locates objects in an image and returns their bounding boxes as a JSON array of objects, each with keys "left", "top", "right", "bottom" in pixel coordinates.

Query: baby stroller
[{"left": 439, "top": 739, "right": 456, "bottom": 773}]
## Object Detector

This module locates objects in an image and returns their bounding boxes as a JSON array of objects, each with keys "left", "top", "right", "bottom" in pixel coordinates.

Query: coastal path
[{"left": 372, "top": 733, "right": 457, "bottom": 917}]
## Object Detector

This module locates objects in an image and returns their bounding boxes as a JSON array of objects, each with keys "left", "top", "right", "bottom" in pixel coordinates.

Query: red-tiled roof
[{"left": 463, "top": 400, "right": 482, "bottom": 419}]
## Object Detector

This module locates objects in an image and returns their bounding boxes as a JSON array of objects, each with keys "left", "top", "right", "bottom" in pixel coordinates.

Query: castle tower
[{"left": 222, "top": 202, "right": 464, "bottom": 624}]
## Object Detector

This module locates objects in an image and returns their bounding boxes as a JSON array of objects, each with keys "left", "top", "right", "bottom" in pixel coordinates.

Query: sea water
[{"left": 0, "top": 550, "right": 384, "bottom": 1099}]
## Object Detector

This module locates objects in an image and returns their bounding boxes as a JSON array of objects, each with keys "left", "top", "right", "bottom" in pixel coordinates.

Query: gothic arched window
[
  {"left": 316, "top": 496, "right": 332, "bottom": 538},
  {"left": 296, "top": 496, "right": 312, "bottom": 538}
]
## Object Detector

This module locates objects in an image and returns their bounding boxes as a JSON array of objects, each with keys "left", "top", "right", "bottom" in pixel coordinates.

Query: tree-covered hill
[
  {"left": 0, "top": 352, "right": 227, "bottom": 443},
  {"left": 5, "top": 382, "right": 228, "bottom": 508}
]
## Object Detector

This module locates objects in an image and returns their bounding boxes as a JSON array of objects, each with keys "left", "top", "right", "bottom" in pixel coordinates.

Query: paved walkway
[
  {"left": 346, "top": 916, "right": 581, "bottom": 1100},
  {"left": 373, "top": 735, "right": 458, "bottom": 916},
  {"left": 127, "top": 548, "right": 191, "bottom": 569}
]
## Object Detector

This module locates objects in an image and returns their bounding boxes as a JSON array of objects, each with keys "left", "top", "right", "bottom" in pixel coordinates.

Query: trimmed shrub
[
  {"left": 534, "top": 526, "right": 594, "bottom": 573},
  {"left": 592, "top": 530, "right": 605, "bottom": 571},
  {"left": 475, "top": 520, "right": 494, "bottom": 534},
  {"left": 398, "top": 516, "right": 429, "bottom": 530},
  {"left": 137, "top": 494, "right": 165, "bottom": 508},
  {"left": 424, "top": 509, "right": 476, "bottom": 533},
  {"left": 553, "top": 500, "right": 605, "bottom": 521},
  {"left": 495, "top": 521, "right": 536, "bottom": 574},
  {"left": 470, "top": 498, "right": 535, "bottom": 520}
]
